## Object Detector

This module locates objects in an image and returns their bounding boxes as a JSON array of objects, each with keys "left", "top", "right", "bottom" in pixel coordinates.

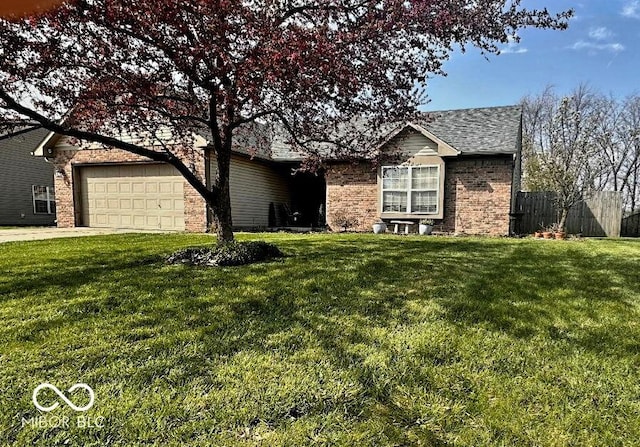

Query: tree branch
[{"left": 0, "top": 89, "right": 215, "bottom": 202}]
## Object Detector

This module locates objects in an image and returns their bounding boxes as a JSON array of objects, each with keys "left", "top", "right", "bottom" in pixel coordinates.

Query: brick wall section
[
  {"left": 443, "top": 156, "right": 514, "bottom": 236},
  {"left": 53, "top": 148, "right": 207, "bottom": 232},
  {"left": 326, "top": 162, "right": 378, "bottom": 232},
  {"left": 325, "top": 156, "right": 514, "bottom": 235}
]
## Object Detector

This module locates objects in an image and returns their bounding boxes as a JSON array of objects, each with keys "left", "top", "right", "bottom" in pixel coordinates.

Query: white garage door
[{"left": 80, "top": 164, "right": 185, "bottom": 231}]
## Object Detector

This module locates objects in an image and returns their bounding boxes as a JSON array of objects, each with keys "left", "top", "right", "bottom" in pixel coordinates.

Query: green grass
[{"left": 1, "top": 233, "right": 639, "bottom": 446}]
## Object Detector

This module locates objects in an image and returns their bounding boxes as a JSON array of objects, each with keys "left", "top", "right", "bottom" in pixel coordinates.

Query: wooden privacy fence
[
  {"left": 514, "top": 191, "right": 623, "bottom": 237},
  {"left": 621, "top": 211, "right": 640, "bottom": 237}
]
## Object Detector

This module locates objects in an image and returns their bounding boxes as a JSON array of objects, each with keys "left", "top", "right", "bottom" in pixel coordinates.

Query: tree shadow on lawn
[
  {"left": 3, "top": 236, "right": 640, "bottom": 444},
  {"left": 4, "top": 236, "right": 639, "bottom": 368},
  {"left": 436, "top": 242, "right": 640, "bottom": 355}
]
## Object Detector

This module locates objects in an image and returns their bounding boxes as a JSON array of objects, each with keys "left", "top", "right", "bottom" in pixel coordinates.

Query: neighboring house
[
  {"left": 34, "top": 105, "right": 521, "bottom": 235},
  {"left": 0, "top": 128, "right": 56, "bottom": 226}
]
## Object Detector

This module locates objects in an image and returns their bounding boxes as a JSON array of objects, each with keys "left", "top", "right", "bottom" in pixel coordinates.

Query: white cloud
[
  {"left": 501, "top": 46, "right": 528, "bottom": 54},
  {"left": 570, "top": 40, "right": 625, "bottom": 53},
  {"left": 588, "top": 27, "right": 612, "bottom": 41},
  {"left": 500, "top": 36, "right": 528, "bottom": 55},
  {"left": 622, "top": 0, "right": 640, "bottom": 18}
]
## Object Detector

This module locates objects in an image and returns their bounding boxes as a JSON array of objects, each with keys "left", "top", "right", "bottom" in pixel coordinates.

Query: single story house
[
  {"left": 0, "top": 127, "right": 56, "bottom": 226},
  {"left": 34, "top": 105, "right": 521, "bottom": 236}
]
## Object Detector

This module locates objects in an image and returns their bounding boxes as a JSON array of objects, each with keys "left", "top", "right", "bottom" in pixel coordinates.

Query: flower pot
[
  {"left": 372, "top": 222, "right": 387, "bottom": 234},
  {"left": 534, "top": 231, "right": 543, "bottom": 238},
  {"left": 554, "top": 231, "right": 567, "bottom": 240},
  {"left": 419, "top": 224, "right": 433, "bottom": 235},
  {"left": 542, "top": 231, "right": 553, "bottom": 239}
]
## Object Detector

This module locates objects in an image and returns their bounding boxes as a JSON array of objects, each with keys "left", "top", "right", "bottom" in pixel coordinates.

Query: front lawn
[{"left": 1, "top": 233, "right": 639, "bottom": 446}]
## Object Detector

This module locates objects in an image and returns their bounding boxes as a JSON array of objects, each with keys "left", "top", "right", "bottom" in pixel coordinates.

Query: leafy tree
[{"left": 0, "top": 1, "right": 570, "bottom": 242}]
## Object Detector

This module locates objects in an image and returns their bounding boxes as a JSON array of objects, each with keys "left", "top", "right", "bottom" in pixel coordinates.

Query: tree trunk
[
  {"left": 209, "top": 142, "right": 234, "bottom": 243},
  {"left": 558, "top": 207, "right": 569, "bottom": 232},
  {"left": 208, "top": 187, "right": 234, "bottom": 243}
]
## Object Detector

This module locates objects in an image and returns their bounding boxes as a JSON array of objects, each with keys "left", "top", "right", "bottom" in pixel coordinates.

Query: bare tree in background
[
  {"left": 521, "top": 85, "right": 603, "bottom": 231},
  {"left": 592, "top": 94, "right": 640, "bottom": 212},
  {"left": 523, "top": 87, "right": 640, "bottom": 226},
  {"left": 617, "top": 96, "right": 640, "bottom": 212}
]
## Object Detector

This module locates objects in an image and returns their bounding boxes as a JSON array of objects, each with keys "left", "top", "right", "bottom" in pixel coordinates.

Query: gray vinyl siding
[
  {"left": 210, "top": 155, "right": 291, "bottom": 228},
  {"left": 387, "top": 130, "right": 438, "bottom": 157},
  {"left": 0, "top": 129, "right": 55, "bottom": 226}
]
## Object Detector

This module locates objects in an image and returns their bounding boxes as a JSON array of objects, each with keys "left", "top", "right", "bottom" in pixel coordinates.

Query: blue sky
[{"left": 423, "top": 0, "right": 640, "bottom": 111}]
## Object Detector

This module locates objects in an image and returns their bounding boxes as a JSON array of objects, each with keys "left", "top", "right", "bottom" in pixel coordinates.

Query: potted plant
[
  {"left": 372, "top": 219, "right": 387, "bottom": 234},
  {"left": 550, "top": 222, "right": 566, "bottom": 240},
  {"left": 534, "top": 224, "right": 544, "bottom": 238},
  {"left": 542, "top": 225, "right": 554, "bottom": 239},
  {"left": 419, "top": 219, "right": 434, "bottom": 235}
]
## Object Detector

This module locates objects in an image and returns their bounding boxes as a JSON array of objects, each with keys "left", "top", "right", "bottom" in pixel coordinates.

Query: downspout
[{"left": 510, "top": 113, "right": 524, "bottom": 235}]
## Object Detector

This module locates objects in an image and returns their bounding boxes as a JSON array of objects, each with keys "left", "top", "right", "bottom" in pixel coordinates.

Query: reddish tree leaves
[{"left": 0, "top": 1, "right": 571, "bottom": 240}]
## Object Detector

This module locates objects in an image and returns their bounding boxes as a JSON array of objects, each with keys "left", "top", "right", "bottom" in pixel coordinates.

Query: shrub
[
  {"left": 166, "top": 241, "right": 284, "bottom": 267},
  {"left": 332, "top": 210, "right": 359, "bottom": 232}
]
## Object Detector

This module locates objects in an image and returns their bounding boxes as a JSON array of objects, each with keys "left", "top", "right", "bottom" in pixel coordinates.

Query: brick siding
[
  {"left": 443, "top": 157, "right": 514, "bottom": 236},
  {"left": 325, "top": 162, "right": 378, "bottom": 232},
  {"left": 325, "top": 156, "right": 514, "bottom": 235},
  {"left": 52, "top": 148, "right": 207, "bottom": 232}
]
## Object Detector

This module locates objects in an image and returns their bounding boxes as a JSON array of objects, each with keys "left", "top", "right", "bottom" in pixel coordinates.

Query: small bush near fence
[{"left": 514, "top": 191, "right": 623, "bottom": 237}]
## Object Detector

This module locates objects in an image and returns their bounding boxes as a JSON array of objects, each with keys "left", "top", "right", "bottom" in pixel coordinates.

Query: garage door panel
[
  {"left": 80, "top": 164, "right": 185, "bottom": 231},
  {"left": 159, "top": 182, "right": 173, "bottom": 194},
  {"left": 133, "top": 215, "right": 146, "bottom": 227},
  {"left": 146, "top": 215, "right": 159, "bottom": 227}
]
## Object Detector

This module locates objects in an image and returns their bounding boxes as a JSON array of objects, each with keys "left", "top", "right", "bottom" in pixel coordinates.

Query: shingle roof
[
  {"left": 420, "top": 105, "right": 521, "bottom": 155},
  {"left": 270, "top": 131, "right": 307, "bottom": 162},
  {"left": 0, "top": 127, "right": 50, "bottom": 152},
  {"left": 197, "top": 105, "right": 522, "bottom": 161}
]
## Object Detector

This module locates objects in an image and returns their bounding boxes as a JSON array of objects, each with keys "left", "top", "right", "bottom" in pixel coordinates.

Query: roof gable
[
  {"left": 377, "top": 122, "right": 459, "bottom": 157},
  {"left": 33, "top": 131, "right": 59, "bottom": 157}
]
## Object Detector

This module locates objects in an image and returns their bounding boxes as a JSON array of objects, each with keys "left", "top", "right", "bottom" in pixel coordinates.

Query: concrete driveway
[{"left": 0, "top": 227, "right": 165, "bottom": 244}]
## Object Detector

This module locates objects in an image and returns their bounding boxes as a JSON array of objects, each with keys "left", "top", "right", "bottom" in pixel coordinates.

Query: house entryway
[{"left": 269, "top": 169, "right": 326, "bottom": 230}]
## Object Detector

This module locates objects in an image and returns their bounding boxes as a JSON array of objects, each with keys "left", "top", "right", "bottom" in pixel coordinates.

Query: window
[
  {"left": 382, "top": 165, "right": 439, "bottom": 214},
  {"left": 32, "top": 185, "right": 56, "bottom": 215}
]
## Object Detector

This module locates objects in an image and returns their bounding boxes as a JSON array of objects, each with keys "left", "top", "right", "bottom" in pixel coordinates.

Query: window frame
[
  {"left": 32, "top": 185, "right": 56, "bottom": 215},
  {"left": 381, "top": 164, "right": 440, "bottom": 215}
]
